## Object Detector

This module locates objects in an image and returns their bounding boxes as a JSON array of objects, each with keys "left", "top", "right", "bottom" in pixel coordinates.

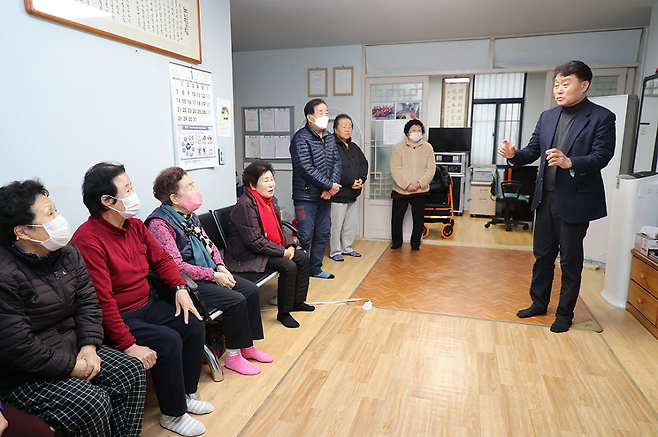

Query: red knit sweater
[{"left": 72, "top": 216, "right": 186, "bottom": 350}]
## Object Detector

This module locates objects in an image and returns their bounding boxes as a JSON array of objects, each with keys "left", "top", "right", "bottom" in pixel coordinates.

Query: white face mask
[
  {"left": 408, "top": 132, "right": 423, "bottom": 143},
  {"left": 109, "top": 192, "right": 141, "bottom": 219},
  {"left": 312, "top": 115, "right": 329, "bottom": 130},
  {"left": 27, "top": 214, "right": 72, "bottom": 251}
]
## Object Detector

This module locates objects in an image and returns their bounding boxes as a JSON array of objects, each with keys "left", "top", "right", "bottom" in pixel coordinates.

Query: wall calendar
[{"left": 169, "top": 63, "right": 218, "bottom": 170}]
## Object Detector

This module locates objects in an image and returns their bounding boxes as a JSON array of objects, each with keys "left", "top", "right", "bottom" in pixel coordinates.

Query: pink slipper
[
  {"left": 224, "top": 351, "right": 261, "bottom": 375},
  {"left": 241, "top": 346, "right": 274, "bottom": 363}
]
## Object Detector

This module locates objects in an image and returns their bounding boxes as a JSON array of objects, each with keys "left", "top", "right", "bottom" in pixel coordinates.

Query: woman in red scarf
[{"left": 225, "top": 161, "right": 314, "bottom": 328}]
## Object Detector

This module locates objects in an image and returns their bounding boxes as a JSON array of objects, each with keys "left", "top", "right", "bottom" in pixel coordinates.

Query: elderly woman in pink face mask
[{"left": 146, "top": 167, "right": 272, "bottom": 378}]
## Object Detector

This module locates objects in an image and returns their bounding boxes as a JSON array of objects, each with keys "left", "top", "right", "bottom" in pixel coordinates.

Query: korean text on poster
[{"left": 170, "top": 63, "right": 218, "bottom": 169}]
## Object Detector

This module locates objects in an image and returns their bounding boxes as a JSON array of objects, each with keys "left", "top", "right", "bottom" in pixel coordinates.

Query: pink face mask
[{"left": 180, "top": 190, "right": 203, "bottom": 212}]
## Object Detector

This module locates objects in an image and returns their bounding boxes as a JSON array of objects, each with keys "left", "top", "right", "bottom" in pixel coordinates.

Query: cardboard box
[{"left": 635, "top": 232, "right": 658, "bottom": 256}]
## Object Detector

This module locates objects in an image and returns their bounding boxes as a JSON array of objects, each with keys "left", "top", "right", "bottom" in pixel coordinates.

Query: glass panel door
[{"left": 363, "top": 77, "right": 428, "bottom": 240}]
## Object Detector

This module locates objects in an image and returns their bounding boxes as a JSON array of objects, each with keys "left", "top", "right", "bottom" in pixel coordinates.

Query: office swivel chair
[{"left": 484, "top": 170, "right": 530, "bottom": 231}]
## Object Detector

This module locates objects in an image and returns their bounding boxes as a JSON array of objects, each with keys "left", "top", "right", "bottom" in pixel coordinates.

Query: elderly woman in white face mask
[
  {"left": 72, "top": 162, "right": 212, "bottom": 437},
  {"left": 389, "top": 119, "right": 436, "bottom": 251},
  {"left": 0, "top": 179, "right": 146, "bottom": 437}
]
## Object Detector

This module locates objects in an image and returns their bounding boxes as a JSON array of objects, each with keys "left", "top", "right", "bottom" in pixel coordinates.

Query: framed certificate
[
  {"left": 333, "top": 67, "right": 353, "bottom": 96},
  {"left": 25, "top": 0, "right": 202, "bottom": 63},
  {"left": 308, "top": 68, "right": 328, "bottom": 97}
]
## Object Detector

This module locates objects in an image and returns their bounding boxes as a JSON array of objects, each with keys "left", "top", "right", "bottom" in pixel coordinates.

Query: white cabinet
[{"left": 469, "top": 182, "right": 495, "bottom": 216}]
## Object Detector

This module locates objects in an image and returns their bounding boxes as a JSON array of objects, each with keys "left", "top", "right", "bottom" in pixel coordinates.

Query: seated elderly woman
[
  {"left": 146, "top": 167, "right": 273, "bottom": 376},
  {"left": 225, "top": 161, "right": 314, "bottom": 329},
  {"left": 0, "top": 179, "right": 146, "bottom": 437},
  {"left": 71, "top": 162, "right": 212, "bottom": 437}
]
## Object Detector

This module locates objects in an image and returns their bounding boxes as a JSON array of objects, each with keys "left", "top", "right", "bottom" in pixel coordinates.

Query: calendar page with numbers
[{"left": 169, "top": 63, "right": 218, "bottom": 170}]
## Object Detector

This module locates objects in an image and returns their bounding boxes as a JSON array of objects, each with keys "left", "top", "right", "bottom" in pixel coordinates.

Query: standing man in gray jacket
[{"left": 290, "top": 99, "right": 342, "bottom": 279}]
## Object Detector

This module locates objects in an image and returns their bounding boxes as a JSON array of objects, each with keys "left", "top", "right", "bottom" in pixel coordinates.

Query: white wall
[
  {"left": 232, "top": 45, "right": 362, "bottom": 218},
  {"left": 0, "top": 0, "right": 237, "bottom": 229}
]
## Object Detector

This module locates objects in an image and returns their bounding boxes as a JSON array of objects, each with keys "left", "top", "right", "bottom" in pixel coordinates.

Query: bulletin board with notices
[{"left": 242, "top": 107, "right": 295, "bottom": 162}]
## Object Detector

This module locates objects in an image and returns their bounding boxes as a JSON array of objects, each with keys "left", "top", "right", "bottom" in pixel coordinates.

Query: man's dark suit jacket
[{"left": 510, "top": 98, "right": 616, "bottom": 224}]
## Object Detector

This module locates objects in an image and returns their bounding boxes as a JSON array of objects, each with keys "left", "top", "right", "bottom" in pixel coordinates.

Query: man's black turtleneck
[{"left": 544, "top": 98, "right": 587, "bottom": 192}]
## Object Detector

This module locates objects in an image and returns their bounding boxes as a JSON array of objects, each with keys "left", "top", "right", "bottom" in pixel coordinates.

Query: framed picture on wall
[
  {"left": 25, "top": 0, "right": 202, "bottom": 63},
  {"left": 333, "top": 67, "right": 353, "bottom": 96},
  {"left": 308, "top": 68, "right": 328, "bottom": 97},
  {"left": 441, "top": 78, "right": 471, "bottom": 127}
]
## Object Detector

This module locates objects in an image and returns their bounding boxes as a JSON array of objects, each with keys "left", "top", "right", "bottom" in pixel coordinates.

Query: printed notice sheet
[
  {"left": 274, "top": 108, "right": 291, "bottom": 132},
  {"left": 260, "top": 136, "right": 276, "bottom": 159},
  {"left": 259, "top": 109, "right": 275, "bottom": 132},
  {"left": 275, "top": 136, "right": 291, "bottom": 159},
  {"left": 244, "top": 109, "right": 259, "bottom": 132},
  {"left": 170, "top": 63, "right": 218, "bottom": 170},
  {"left": 245, "top": 136, "right": 260, "bottom": 158}
]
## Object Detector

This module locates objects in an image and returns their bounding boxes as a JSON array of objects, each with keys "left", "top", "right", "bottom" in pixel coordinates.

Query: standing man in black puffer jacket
[{"left": 290, "top": 99, "right": 342, "bottom": 279}]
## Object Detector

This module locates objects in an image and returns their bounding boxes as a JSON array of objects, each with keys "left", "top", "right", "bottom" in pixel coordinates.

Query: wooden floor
[
  {"left": 351, "top": 244, "right": 596, "bottom": 329},
  {"left": 142, "top": 214, "right": 658, "bottom": 437}
]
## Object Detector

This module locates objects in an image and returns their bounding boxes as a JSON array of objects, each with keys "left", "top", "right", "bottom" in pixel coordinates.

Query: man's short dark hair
[
  {"left": 554, "top": 61, "right": 593, "bottom": 86},
  {"left": 82, "top": 162, "right": 126, "bottom": 217},
  {"left": 153, "top": 167, "right": 187, "bottom": 205},
  {"left": 0, "top": 180, "right": 49, "bottom": 246},
  {"left": 242, "top": 161, "right": 275, "bottom": 189},
  {"left": 304, "top": 98, "right": 326, "bottom": 117},
  {"left": 403, "top": 119, "right": 425, "bottom": 136},
  {"left": 333, "top": 114, "right": 352, "bottom": 131}
]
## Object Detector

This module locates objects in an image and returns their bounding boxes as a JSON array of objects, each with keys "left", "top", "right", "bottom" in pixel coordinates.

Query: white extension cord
[
  {"left": 305, "top": 298, "right": 372, "bottom": 311},
  {"left": 263, "top": 297, "right": 372, "bottom": 311}
]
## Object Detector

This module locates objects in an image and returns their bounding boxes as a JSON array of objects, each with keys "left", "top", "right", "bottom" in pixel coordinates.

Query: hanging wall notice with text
[
  {"left": 169, "top": 63, "right": 218, "bottom": 170},
  {"left": 25, "top": 0, "right": 202, "bottom": 63},
  {"left": 441, "top": 78, "right": 471, "bottom": 127}
]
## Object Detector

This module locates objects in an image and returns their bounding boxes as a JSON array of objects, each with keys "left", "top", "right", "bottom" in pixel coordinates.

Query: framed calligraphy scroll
[
  {"left": 441, "top": 78, "right": 471, "bottom": 127},
  {"left": 25, "top": 0, "right": 202, "bottom": 63}
]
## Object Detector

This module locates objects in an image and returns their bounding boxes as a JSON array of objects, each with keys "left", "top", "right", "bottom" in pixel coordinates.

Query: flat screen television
[{"left": 428, "top": 127, "right": 472, "bottom": 153}]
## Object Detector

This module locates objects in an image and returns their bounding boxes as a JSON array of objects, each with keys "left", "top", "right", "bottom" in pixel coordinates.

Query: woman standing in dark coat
[
  {"left": 225, "top": 161, "right": 314, "bottom": 329},
  {"left": 0, "top": 180, "right": 146, "bottom": 437},
  {"left": 330, "top": 114, "right": 369, "bottom": 261}
]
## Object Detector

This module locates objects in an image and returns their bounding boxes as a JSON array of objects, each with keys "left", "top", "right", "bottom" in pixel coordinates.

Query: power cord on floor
[
  {"left": 306, "top": 298, "right": 372, "bottom": 311},
  {"left": 262, "top": 297, "right": 372, "bottom": 311}
]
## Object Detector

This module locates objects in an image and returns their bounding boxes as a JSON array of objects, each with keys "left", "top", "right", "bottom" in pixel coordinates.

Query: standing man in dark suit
[{"left": 498, "top": 60, "right": 616, "bottom": 333}]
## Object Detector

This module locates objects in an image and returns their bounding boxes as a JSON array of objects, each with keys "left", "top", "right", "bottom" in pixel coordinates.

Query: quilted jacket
[
  {"left": 290, "top": 123, "right": 342, "bottom": 202},
  {"left": 0, "top": 243, "right": 103, "bottom": 394},
  {"left": 224, "top": 190, "right": 294, "bottom": 273}
]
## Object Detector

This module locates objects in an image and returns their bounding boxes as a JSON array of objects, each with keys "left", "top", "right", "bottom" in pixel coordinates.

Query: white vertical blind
[
  {"left": 474, "top": 73, "right": 525, "bottom": 99},
  {"left": 471, "top": 104, "right": 496, "bottom": 165}
]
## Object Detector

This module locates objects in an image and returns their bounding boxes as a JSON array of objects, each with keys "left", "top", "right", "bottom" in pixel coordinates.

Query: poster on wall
[
  {"left": 216, "top": 98, "right": 232, "bottom": 138},
  {"left": 169, "top": 63, "right": 218, "bottom": 170},
  {"left": 395, "top": 102, "right": 420, "bottom": 119},
  {"left": 371, "top": 103, "right": 396, "bottom": 120}
]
